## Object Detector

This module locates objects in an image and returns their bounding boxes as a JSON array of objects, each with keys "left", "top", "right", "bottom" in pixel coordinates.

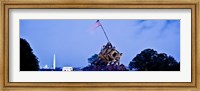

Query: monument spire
[{"left": 53, "top": 54, "right": 56, "bottom": 69}]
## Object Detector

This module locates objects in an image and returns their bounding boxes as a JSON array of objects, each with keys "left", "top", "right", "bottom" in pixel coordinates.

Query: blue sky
[{"left": 20, "top": 20, "right": 180, "bottom": 68}]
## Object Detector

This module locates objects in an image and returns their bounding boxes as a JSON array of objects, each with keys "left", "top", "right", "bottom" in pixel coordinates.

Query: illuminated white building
[
  {"left": 43, "top": 64, "right": 49, "bottom": 69},
  {"left": 62, "top": 67, "right": 73, "bottom": 71}
]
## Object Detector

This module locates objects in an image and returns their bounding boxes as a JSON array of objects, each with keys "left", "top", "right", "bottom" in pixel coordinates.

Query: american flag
[
  {"left": 95, "top": 20, "right": 102, "bottom": 28},
  {"left": 90, "top": 20, "right": 102, "bottom": 31}
]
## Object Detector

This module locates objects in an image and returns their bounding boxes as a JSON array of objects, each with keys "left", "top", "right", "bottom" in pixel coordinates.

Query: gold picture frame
[{"left": 0, "top": 0, "right": 199, "bottom": 91}]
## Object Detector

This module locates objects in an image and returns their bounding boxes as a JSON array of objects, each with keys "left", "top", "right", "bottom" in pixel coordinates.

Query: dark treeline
[
  {"left": 129, "top": 49, "right": 180, "bottom": 71},
  {"left": 20, "top": 38, "right": 39, "bottom": 71}
]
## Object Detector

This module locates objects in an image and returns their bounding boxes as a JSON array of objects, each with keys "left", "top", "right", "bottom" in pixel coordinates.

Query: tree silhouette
[
  {"left": 88, "top": 54, "right": 98, "bottom": 65},
  {"left": 129, "top": 49, "right": 180, "bottom": 71},
  {"left": 20, "top": 38, "right": 39, "bottom": 71}
]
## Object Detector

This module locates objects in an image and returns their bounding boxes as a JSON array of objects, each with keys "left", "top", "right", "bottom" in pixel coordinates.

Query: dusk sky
[{"left": 20, "top": 20, "right": 180, "bottom": 68}]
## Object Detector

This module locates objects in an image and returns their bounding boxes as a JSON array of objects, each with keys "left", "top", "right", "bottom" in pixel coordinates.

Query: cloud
[{"left": 131, "top": 20, "right": 179, "bottom": 39}]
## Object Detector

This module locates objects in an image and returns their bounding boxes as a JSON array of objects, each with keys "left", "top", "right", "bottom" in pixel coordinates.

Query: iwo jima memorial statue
[{"left": 82, "top": 20, "right": 128, "bottom": 71}]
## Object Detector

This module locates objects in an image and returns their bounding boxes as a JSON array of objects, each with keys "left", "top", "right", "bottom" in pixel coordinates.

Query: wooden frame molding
[{"left": 0, "top": 0, "right": 199, "bottom": 91}]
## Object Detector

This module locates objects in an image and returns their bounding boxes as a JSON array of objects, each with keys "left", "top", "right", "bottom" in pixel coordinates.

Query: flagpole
[{"left": 98, "top": 21, "right": 110, "bottom": 43}]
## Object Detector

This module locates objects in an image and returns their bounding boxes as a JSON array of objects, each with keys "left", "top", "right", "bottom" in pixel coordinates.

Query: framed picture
[{"left": 0, "top": 0, "right": 199, "bottom": 91}]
